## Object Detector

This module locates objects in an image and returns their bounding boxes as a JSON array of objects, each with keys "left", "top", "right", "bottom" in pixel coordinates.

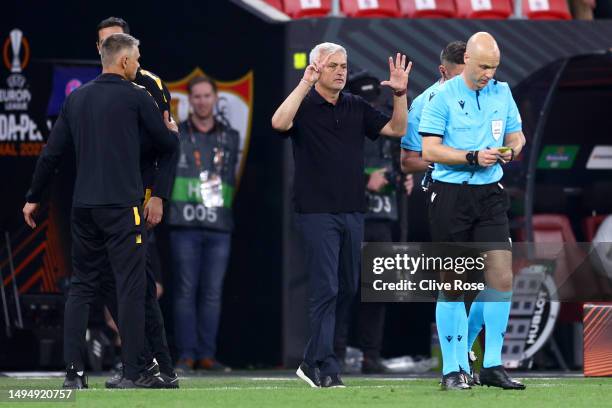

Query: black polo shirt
[{"left": 282, "top": 87, "right": 390, "bottom": 213}]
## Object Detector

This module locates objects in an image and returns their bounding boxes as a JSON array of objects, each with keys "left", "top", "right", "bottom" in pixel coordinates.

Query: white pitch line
[{"left": 79, "top": 385, "right": 392, "bottom": 392}]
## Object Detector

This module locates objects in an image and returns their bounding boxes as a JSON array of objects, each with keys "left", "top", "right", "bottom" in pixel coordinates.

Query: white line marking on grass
[
  {"left": 83, "top": 385, "right": 391, "bottom": 392},
  {"left": 1, "top": 372, "right": 65, "bottom": 378}
]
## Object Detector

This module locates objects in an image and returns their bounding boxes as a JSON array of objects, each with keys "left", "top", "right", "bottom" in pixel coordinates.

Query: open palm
[{"left": 380, "top": 53, "right": 412, "bottom": 92}]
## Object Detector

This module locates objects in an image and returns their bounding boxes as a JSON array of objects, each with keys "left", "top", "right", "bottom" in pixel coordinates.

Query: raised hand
[
  {"left": 380, "top": 53, "right": 412, "bottom": 93},
  {"left": 302, "top": 52, "right": 332, "bottom": 86}
]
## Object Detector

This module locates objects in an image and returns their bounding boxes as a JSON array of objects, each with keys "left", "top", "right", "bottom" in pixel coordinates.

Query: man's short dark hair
[
  {"left": 100, "top": 33, "right": 139, "bottom": 67},
  {"left": 187, "top": 75, "right": 218, "bottom": 95},
  {"left": 440, "top": 41, "right": 467, "bottom": 66},
  {"left": 97, "top": 17, "right": 130, "bottom": 39}
]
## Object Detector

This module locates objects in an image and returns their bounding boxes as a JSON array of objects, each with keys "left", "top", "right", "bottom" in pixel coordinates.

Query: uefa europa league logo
[{"left": 9, "top": 29, "right": 23, "bottom": 73}]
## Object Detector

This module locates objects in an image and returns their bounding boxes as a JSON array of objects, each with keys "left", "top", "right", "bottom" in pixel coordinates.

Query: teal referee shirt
[
  {"left": 418, "top": 75, "right": 522, "bottom": 185},
  {"left": 401, "top": 80, "right": 441, "bottom": 152}
]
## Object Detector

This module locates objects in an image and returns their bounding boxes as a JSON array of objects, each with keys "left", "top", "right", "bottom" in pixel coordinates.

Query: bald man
[{"left": 419, "top": 32, "right": 526, "bottom": 390}]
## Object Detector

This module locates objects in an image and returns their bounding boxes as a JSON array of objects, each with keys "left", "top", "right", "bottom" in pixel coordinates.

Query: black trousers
[
  {"left": 335, "top": 220, "right": 390, "bottom": 361},
  {"left": 102, "top": 229, "right": 174, "bottom": 375},
  {"left": 294, "top": 212, "right": 363, "bottom": 377},
  {"left": 64, "top": 206, "right": 145, "bottom": 380}
]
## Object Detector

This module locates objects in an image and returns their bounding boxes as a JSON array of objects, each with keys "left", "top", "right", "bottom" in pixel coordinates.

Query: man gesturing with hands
[{"left": 272, "top": 42, "right": 411, "bottom": 388}]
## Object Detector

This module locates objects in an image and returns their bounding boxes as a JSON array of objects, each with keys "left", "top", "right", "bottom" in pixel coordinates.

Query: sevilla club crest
[{"left": 166, "top": 68, "right": 253, "bottom": 186}]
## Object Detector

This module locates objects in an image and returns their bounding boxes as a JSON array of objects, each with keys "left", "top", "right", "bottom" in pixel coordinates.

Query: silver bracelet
[{"left": 300, "top": 79, "right": 313, "bottom": 87}]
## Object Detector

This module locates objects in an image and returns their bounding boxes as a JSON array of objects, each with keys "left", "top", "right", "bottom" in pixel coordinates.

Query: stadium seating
[
  {"left": 522, "top": 0, "right": 572, "bottom": 20},
  {"left": 264, "top": 0, "right": 284, "bottom": 11},
  {"left": 516, "top": 214, "right": 583, "bottom": 321},
  {"left": 517, "top": 214, "right": 576, "bottom": 243},
  {"left": 268, "top": 0, "right": 574, "bottom": 20},
  {"left": 398, "top": 0, "right": 458, "bottom": 18},
  {"left": 276, "top": 0, "right": 332, "bottom": 18},
  {"left": 340, "top": 0, "right": 401, "bottom": 17},
  {"left": 455, "top": 0, "right": 513, "bottom": 19},
  {"left": 583, "top": 214, "right": 608, "bottom": 241}
]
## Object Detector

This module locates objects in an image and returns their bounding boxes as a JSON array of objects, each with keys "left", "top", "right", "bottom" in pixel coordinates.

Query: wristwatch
[{"left": 466, "top": 150, "right": 479, "bottom": 166}]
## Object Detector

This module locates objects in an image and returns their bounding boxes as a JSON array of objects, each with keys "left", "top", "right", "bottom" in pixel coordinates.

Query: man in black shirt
[
  {"left": 95, "top": 16, "right": 179, "bottom": 388},
  {"left": 22, "top": 33, "right": 178, "bottom": 389},
  {"left": 272, "top": 42, "right": 411, "bottom": 388}
]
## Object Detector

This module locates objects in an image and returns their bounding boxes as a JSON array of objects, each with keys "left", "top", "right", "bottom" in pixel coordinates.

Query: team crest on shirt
[{"left": 491, "top": 119, "right": 503, "bottom": 140}]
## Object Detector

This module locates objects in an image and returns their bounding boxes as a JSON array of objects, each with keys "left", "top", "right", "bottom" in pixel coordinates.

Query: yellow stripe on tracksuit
[
  {"left": 143, "top": 188, "right": 152, "bottom": 208},
  {"left": 133, "top": 206, "right": 142, "bottom": 244},
  {"left": 140, "top": 69, "right": 168, "bottom": 103},
  {"left": 133, "top": 206, "right": 141, "bottom": 225}
]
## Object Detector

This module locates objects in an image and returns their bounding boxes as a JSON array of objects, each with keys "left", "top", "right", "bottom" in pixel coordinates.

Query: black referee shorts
[{"left": 427, "top": 181, "right": 511, "bottom": 251}]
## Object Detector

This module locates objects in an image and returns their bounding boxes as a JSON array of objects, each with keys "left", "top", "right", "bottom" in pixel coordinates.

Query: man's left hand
[
  {"left": 380, "top": 53, "right": 412, "bottom": 93},
  {"left": 404, "top": 174, "right": 414, "bottom": 196},
  {"left": 23, "top": 202, "right": 40, "bottom": 229},
  {"left": 144, "top": 196, "right": 164, "bottom": 229},
  {"left": 497, "top": 148, "right": 514, "bottom": 164},
  {"left": 164, "top": 111, "right": 178, "bottom": 133}
]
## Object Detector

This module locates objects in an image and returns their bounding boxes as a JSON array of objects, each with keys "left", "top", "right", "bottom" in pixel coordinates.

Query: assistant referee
[{"left": 23, "top": 33, "right": 178, "bottom": 389}]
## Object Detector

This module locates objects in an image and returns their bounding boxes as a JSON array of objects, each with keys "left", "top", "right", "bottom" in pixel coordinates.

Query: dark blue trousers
[{"left": 295, "top": 212, "right": 364, "bottom": 376}]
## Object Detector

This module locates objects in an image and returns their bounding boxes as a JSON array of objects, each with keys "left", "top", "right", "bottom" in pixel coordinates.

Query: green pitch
[{"left": 1, "top": 376, "right": 611, "bottom": 408}]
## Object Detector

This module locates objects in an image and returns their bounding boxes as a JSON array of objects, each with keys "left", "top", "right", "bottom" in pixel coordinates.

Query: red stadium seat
[
  {"left": 455, "top": 0, "right": 513, "bottom": 19},
  {"left": 281, "top": 0, "right": 332, "bottom": 18},
  {"left": 264, "top": 0, "right": 284, "bottom": 12},
  {"left": 398, "top": 0, "right": 457, "bottom": 18},
  {"left": 516, "top": 214, "right": 577, "bottom": 243},
  {"left": 340, "top": 0, "right": 401, "bottom": 17},
  {"left": 583, "top": 215, "right": 608, "bottom": 241},
  {"left": 517, "top": 215, "right": 586, "bottom": 322},
  {"left": 522, "top": 0, "right": 572, "bottom": 20}
]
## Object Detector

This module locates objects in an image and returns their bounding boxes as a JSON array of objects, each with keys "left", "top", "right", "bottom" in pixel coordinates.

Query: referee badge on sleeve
[{"left": 491, "top": 120, "right": 503, "bottom": 140}]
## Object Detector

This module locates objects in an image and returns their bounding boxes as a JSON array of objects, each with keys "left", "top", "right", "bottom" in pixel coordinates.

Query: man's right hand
[
  {"left": 302, "top": 53, "right": 331, "bottom": 87},
  {"left": 23, "top": 202, "right": 40, "bottom": 229},
  {"left": 164, "top": 111, "right": 178, "bottom": 133},
  {"left": 477, "top": 148, "right": 501, "bottom": 167},
  {"left": 144, "top": 196, "right": 164, "bottom": 229},
  {"left": 367, "top": 169, "right": 389, "bottom": 192}
]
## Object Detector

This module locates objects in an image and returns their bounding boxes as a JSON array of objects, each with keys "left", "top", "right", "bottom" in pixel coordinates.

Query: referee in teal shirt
[
  {"left": 419, "top": 32, "right": 526, "bottom": 390},
  {"left": 400, "top": 41, "right": 466, "bottom": 188}
]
